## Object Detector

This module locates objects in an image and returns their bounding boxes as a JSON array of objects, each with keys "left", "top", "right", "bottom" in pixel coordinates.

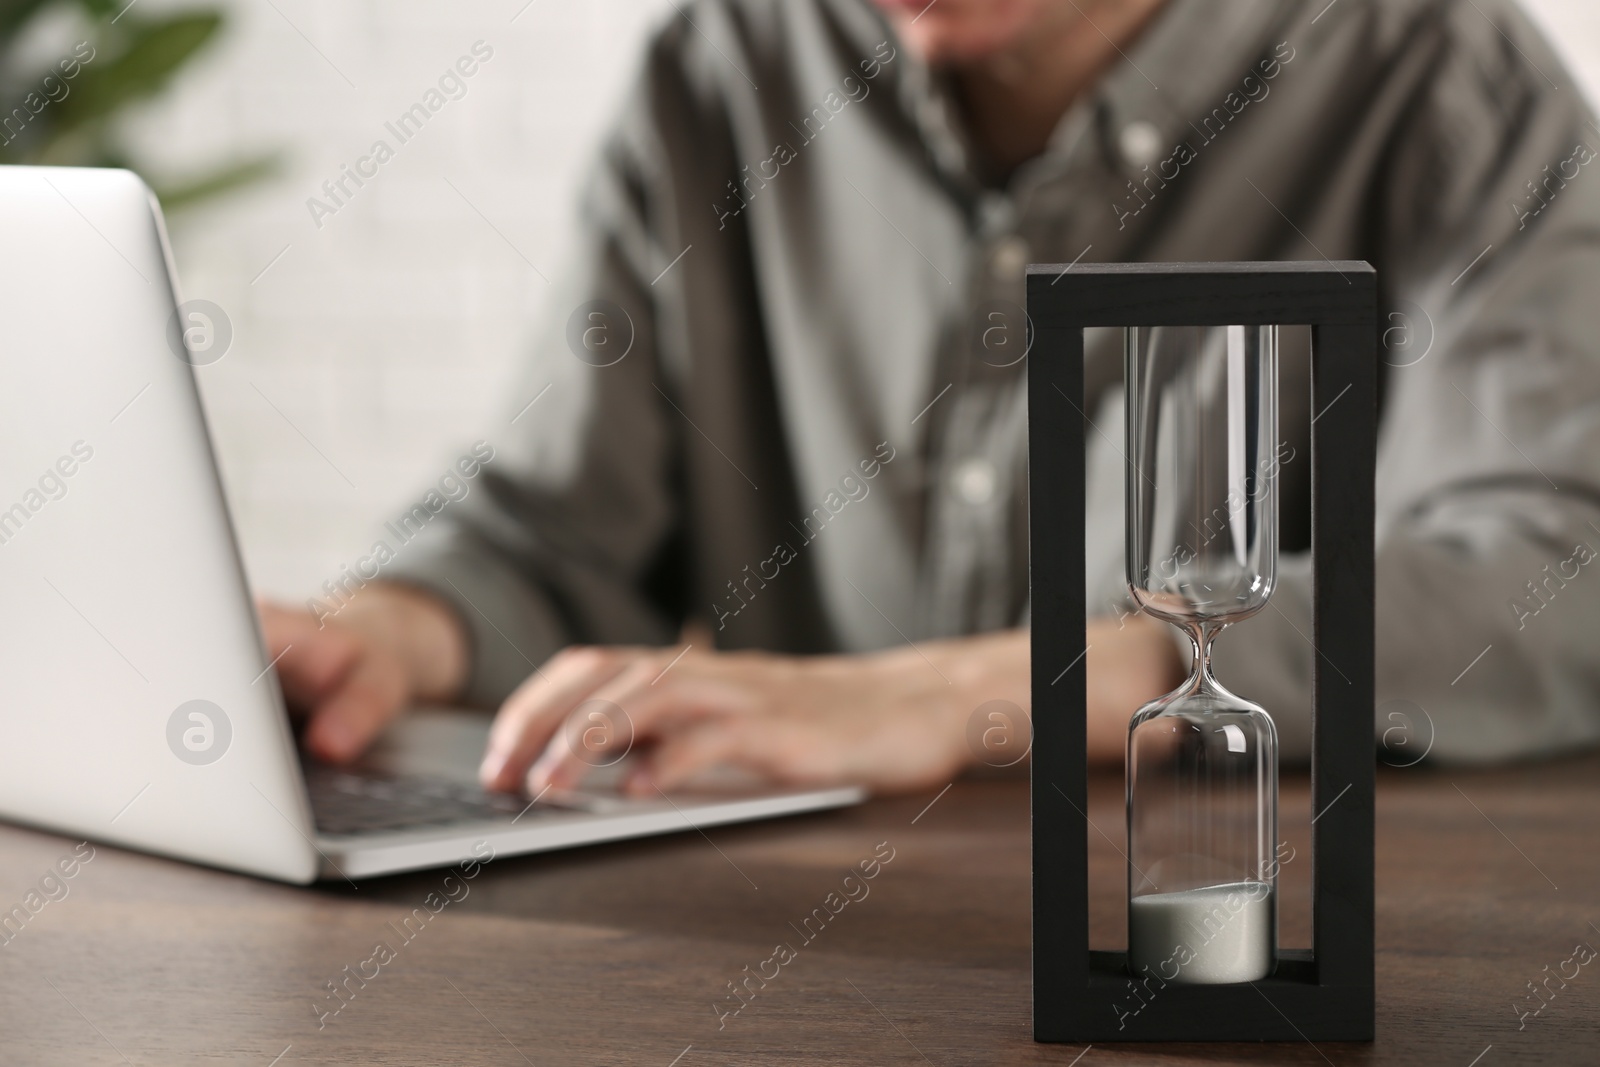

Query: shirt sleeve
[
  {"left": 385, "top": 39, "right": 697, "bottom": 709},
  {"left": 1212, "top": 0, "right": 1600, "bottom": 763}
]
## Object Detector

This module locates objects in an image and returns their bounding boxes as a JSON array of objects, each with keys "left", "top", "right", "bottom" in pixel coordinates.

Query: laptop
[{"left": 0, "top": 165, "right": 864, "bottom": 883}]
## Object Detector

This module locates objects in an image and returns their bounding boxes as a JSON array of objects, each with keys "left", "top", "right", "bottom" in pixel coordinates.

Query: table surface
[{"left": 0, "top": 751, "right": 1596, "bottom": 1066}]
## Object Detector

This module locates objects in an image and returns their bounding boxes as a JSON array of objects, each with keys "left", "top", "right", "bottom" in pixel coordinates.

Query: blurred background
[{"left": 3, "top": 0, "right": 1598, "bottom": 602}]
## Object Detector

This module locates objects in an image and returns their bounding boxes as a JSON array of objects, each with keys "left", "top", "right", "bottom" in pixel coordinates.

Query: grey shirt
[{"left": 391, "top": 0, "right": 1600, "bottom": 763}]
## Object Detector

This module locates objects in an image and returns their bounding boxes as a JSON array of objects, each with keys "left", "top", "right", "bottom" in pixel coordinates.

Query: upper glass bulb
[{"left": 1125, "top": 324, "right": 1279, "bottom": 627}]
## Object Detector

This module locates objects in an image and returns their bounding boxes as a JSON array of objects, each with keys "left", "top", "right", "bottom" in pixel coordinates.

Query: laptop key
[{"left": 304, "top": 764, "right": 562, "bottom": 836}]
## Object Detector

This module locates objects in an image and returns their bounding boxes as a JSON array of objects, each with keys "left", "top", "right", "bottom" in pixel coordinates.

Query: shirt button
[
  {"left": 978, "top": 194, "right": 1017, "bottom": 234},
  {"left": 951, "top": 458, "right": 998, "bottom": 505},
  {"left": 990, "top": 236, "right": 1029, "bottom": 284},
  {"left": 1119, "top": 120, "right": 1164, "bottom": 168}
]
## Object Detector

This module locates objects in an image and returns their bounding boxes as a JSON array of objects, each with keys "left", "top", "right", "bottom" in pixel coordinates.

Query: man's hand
[
  {"left": 258, "top": 584, "right": 469, "bottom": 763},
  {"left": 478, "top": 618, "right": 1183, "bottom": 797},
  {"left": 479, "top": 631, "right": 1029, "bottom": 797},
  {"left": 1086, "top": 613, "right": 1187, "bottom": 761},
  {"left": 257, "top": 582, "right": 1182, "bottom": 790}
]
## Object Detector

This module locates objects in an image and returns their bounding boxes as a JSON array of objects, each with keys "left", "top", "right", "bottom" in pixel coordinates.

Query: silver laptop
[{"left": 0, "top": 165, "right": 863, "bottom": 883}]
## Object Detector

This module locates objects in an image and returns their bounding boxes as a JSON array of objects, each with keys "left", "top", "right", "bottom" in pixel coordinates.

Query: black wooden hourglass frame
[{"left": 1026, "top": 262, "right": 1376, "bottom": 1042}]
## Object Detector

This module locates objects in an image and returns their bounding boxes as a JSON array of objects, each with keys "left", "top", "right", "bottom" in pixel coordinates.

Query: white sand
[{"left": 1128, "top": 881, "right": 1274, "bottom": 984}]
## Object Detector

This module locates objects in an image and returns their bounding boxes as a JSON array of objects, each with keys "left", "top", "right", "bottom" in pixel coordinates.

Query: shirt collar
[
  {"left": 1086, "top": 0, "right": 1296, "bottom": 175},
  {"left": 830, "top": 0, "right": 1294, "bottom": 197}
]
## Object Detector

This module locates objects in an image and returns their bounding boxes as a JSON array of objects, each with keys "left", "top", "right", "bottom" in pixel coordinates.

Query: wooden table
[{"left": 0, "top": 753, "right": 1596, "bottom": 1065}]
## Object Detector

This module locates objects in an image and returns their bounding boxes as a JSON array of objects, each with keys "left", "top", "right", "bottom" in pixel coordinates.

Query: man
[{"left": 262, "top": 0, "right": 1600, "bottom": 796}]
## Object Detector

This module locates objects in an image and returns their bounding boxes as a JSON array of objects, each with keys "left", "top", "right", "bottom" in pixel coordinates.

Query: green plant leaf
[
  {"left": 54, "top": 13, "right": 222, "bottom": 131},
  {"left": 0, "top": 0, "right": 64, "bottom": 42},
  {"left": 2, "top": 2, "right": 276, "bottom": 212},
  {"left": 151, "top": 151, "right": 280, "bottom": 212}
]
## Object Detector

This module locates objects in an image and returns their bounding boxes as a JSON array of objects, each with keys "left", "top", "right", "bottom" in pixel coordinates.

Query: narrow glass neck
[{"left": 1181, "top": 622, "right": 1225, "bottom": 699}]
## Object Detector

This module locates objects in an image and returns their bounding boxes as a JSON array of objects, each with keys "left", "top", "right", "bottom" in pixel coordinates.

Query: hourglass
[
  {"left": 1124, "top": 324, "right": 1279, "bottom": 985},
  {"left": 1026, "top": 261, "right": 1376, "bottom": 1042}
]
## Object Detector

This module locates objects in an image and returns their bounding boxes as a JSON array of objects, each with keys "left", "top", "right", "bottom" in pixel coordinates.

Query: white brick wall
[
  {"left": 120, "top": 0, "right": 1600, "bottom": 601},
  {"left": 122, "top": 0, "right": 674, "bottom": 599}
]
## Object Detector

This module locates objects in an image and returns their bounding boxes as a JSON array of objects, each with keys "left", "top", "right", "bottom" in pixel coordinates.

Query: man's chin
[{"left": 873, "top": 2, "right": 1034, "bottom": 67}]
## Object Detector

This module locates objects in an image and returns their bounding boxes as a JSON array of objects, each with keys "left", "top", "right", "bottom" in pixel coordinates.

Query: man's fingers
[
  {"left": 626, "top": 720, "right": 750, "bottom": 794},
  {"left": 480, "top": 648, "right": 632, "bottom": 791},
  {"left": 520, "top": 657, "right": 666, "bottom": 793},
  {"left": 525, "top": 660, "right": 747, "bottom": 793},
  {"left": 303, "top": 652, "right": 409, "bottom": 763},
  {"left": 256, "top": 601, "right": 360, "bottom": 712}
]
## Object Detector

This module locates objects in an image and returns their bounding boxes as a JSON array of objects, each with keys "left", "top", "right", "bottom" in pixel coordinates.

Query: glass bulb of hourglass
[{"left": 1124, "top": 324, "right": 1280, "bottom": 986}]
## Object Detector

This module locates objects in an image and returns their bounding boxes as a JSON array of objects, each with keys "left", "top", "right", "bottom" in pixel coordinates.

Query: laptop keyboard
[{"left": 305, "top": 764, "right": 559, "bottom": 836}]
